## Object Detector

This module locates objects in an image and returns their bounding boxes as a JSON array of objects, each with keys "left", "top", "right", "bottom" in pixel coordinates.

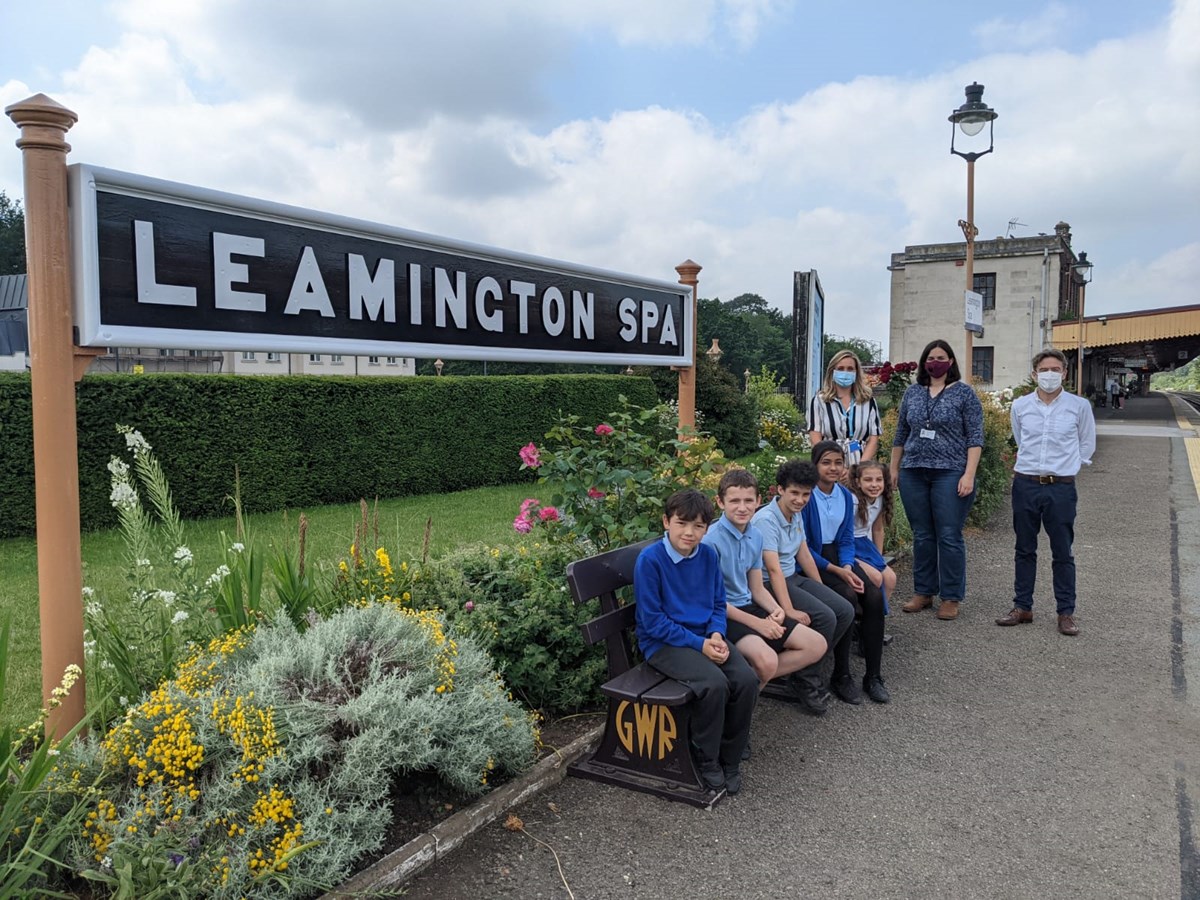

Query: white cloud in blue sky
[{"left": 2, "top": 0, "right": 1196, "bottom": 355}]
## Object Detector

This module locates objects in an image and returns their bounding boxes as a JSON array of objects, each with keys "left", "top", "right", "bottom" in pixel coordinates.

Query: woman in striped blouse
[{"left": 806, "top": 350, "right": 883, "bottom": 469}]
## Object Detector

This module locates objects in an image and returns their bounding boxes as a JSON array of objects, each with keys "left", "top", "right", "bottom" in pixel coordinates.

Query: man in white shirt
[{"left": 996, "top": 349, "right": 1096, "bottom": 636}]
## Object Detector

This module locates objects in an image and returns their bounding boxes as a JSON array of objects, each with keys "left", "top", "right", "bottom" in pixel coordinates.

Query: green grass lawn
[{"left": 0, "top": 481, "right": 544, "bottom": 729}]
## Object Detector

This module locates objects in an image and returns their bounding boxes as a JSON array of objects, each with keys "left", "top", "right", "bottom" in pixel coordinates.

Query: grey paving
[{"left": 402, "top": 395, "right": 1200, "bottom": 900}]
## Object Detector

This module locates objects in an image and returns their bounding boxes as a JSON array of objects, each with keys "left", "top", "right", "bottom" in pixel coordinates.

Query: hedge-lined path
[{"left": 400, "top": 397, "right": 1200, "bottom": 899}]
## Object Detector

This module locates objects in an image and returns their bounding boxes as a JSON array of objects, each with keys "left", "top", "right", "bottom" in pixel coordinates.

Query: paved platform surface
[{"left": 403, "top": 393, "right": 1200, "bottom": 900}]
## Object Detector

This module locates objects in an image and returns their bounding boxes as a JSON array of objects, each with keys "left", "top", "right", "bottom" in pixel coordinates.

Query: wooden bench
[{"left": 565, "top": 537, "right": 725, "bottom": 808}]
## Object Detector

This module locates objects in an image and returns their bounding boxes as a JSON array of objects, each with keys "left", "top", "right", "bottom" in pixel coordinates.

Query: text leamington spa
[{"left": 109, "top": 206, "right": 685, "bottom": 356}]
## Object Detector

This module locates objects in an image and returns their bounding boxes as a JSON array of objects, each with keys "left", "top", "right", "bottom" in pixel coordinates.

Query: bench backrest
[{"left": 565, "top": 537, "right": 657, "bottom": 679}]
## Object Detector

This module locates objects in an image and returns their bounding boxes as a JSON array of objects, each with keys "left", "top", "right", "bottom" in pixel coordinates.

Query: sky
[{"left": 2, "top": 0, "right": 1197, "bottom": 358}]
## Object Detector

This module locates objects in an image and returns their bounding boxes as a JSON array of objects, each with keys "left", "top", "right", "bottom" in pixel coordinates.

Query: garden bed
[{"left": 358, "top": 710, "right": 604, "bottom": 875}]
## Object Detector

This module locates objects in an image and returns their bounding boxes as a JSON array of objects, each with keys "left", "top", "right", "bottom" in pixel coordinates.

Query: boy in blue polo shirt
[
  {"left": 703, "top": 469, "right": 827, "bottom": 688},
  {"left": 751, "top": 459, "right": 856, "bottom": 714},
  {"left": 635, "top": 489, "right": 758, "bottom": 795}
]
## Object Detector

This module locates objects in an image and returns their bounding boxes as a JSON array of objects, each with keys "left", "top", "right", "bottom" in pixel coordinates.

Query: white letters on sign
[{"left": 134, "top": 221, "right": 197, "bottom": 307}]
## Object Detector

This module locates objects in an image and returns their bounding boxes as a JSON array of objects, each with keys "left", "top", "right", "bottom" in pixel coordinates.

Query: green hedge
[{"left": 0, "top": 372, "right": 657, "bottom": 538}]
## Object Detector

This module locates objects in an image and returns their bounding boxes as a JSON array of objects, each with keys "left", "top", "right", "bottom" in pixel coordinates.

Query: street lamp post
[
  {"left": 1073, "top": 252, "right": 1094, "bottom": 396},
  {"left": 948, "top": 83, "right": 998, "bottom": 382}
]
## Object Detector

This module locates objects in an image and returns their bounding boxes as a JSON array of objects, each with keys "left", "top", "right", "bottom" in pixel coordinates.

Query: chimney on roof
[{"left": 1054, "top": 221, "right": 1072, "bottom": 245}]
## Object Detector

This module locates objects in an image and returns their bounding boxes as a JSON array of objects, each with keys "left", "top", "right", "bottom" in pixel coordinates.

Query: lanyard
[
  {"left": 924, "top": 387, "right": 948, "bottom": 428},
  {"left": 834, "top": 398, "right": 856, "bottom": 438}
]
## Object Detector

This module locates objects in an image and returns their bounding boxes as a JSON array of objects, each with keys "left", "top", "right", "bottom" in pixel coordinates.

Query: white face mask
[{"left": 1037, "top": 370, "right": 1063, "bottom": 392}]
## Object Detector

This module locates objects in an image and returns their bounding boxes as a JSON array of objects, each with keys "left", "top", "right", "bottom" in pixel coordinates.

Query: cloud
[
  {"left": 1, "top": 0, "right": 1195, "bottom": 357},
  {"left": 972, "top": 3, "right": 1071, "bottom": 51}
]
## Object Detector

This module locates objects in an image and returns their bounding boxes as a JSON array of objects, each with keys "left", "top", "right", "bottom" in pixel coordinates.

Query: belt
[{"left": 1014, "top": 472, "right": 1075, "bottom": 484}]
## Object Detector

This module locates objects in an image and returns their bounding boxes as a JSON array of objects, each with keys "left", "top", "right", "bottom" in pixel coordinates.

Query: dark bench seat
[{"left": 565, "top": 537, "right": 724, "bottom": 808}]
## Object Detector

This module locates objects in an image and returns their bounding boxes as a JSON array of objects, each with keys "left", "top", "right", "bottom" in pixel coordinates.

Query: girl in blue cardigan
[{"left": 803, "top": 441, "right": 891, "bottom": 704}]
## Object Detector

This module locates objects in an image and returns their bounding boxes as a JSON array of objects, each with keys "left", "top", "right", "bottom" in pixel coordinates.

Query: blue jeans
[
  {"left": 898, "top": 467, "right": 975, "bottom": 602},
  {"left": 1012, "top": 477, "right": 1077, "bottom": 614}
]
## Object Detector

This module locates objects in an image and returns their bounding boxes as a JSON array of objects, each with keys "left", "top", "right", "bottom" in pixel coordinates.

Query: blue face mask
[{"left": 833, "top": 370, "right": 857, "bottom": 388}]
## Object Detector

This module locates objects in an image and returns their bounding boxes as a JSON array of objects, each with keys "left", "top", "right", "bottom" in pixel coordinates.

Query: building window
[
  {"left": 309, "top": 354, "right": 322, "bottom": 363},
  {"left": 188, "top": 349, "right": 203, "bottom": 357},
  {"left": 330, "top": 354, "right": 343, "bottom": 364},
  {"left": 972, "top": 346, "right": 994, "bottom": 384},
  {"left": 973, "top": 273, "right": 996, "bottom": 311},
  {"left": 386, "top": 356, "right": 398, "bottom": 365},
  {"left": 266, "top": 352, "right": 281, "bottom": 363},
  {"left": 158, "top": 349, "right": 175, "bottom": 357},
  {"left": 242, "top": 351, "right": 256, "bottom": 361},
  {"left": 368, "top": 356, "right": 380, "bottom": 365}
]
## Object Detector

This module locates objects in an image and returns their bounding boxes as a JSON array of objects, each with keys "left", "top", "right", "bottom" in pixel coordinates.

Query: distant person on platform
[
  {"left": 1109, "top": 377, "right": 1122, "bottom": 410},
  {"left": 995, "top": 349, "right": 1096, "bottom": 637}
]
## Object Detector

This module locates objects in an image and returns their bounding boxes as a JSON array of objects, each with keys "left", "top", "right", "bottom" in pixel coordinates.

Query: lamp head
[
  {"left": 949, "top": 82, "right": 998, "bottom": 135},
  {"left": 1073, "top": 251, "right": 1094, "bottom": 284}
]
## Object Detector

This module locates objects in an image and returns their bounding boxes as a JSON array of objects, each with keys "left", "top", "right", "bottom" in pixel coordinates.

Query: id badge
[
  {"left": 920, "top": 428, "right": 937, "bottom": 440},
  {"left": 848, "top": 439, "right": 862, "bottom": 454}
]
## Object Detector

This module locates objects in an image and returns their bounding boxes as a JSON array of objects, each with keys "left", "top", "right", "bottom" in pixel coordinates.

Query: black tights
[{"left": 818, "top": 545, "right": 887, "bottom": 679}]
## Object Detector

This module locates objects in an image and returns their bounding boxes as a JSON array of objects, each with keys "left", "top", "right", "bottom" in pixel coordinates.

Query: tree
[
  {"left": 0, "top": 192, "right": 25, "bottom": 275},
  {"left": 697, "top": 293, "right": 792, "bottom": 388},
  {"left": 823, "top": 334, "right": 880, "bottom": 371}
]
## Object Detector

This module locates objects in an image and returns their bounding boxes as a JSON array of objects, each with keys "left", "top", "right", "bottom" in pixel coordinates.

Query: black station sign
[{"left": 68, "top": 165, "right": 692, "bottom": 365}]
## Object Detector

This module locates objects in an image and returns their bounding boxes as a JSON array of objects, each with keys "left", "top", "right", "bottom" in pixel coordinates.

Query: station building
[{"left": 889, "top": 221, "right": 1087, "bottom": 388}]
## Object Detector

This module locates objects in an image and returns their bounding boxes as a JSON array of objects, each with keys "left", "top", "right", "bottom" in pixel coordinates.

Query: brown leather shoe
[
  {"left": 996, "top": 607, "right": 1033, "bottom": 626},
  {"left": 902, "top": 594, "right": 934, "bottom": 613},
  {"left": 936, "top": 600, "right": 960, "bottom": 620},
  {"left": 1058, "top": 614, "right": 1080, "bottom": 636}
]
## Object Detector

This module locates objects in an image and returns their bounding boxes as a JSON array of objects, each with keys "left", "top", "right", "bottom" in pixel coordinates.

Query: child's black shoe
[
  {"left": 832, "top": 673, "right": 863, "bottom": 705},
  {"left": 722, "top": 765, "right": 743, "bottom": 796},
  {"left": 697, "top": 761, "right": 726, "bottom": 792},
  {"left": 863, "top": 675, "right": 891, "bottom": 704}
]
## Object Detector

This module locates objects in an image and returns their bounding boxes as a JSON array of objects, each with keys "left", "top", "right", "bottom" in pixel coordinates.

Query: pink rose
[
  {"left": 513, "top": 516, "right": 533, "bottom": 534},
  {"left": 538, "top": 506, "right": 560, "bottom": 522},
  {"left": 594, "top": 423, "right": 614, "bottom": 436},
  {"left": 587, "top": 487, "right": 605, "bottom": 499},
  {"left": 519, "top": 443, "right": 541, "bottom": 468},
  {"left": 519, "top": 497, "right": 540, "bottom": 514},
  {"left": 464, "top": 601, "right": 475, "bottom": 612}
]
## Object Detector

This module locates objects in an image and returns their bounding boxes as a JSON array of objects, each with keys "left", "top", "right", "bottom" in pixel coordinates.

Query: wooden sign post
[{"left": 5, "top": 93, "right": 90, "bottom": 737}]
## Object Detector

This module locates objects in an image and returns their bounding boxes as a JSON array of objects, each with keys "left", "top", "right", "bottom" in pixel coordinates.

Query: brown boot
[
  {"left": 902, "top": 594, "right": 933, "bottom": 613},
  {"left": 936, "top": 600, "right": 960, "bottom": 620}
]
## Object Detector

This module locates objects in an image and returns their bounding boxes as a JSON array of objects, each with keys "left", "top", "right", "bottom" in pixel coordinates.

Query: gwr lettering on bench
[{"left": 615, "top": 701, "right": 678, "bottom": 761}]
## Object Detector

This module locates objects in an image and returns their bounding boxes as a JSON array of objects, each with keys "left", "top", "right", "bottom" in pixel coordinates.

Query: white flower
[
  {"left": 120, "top": 427, "right": 152, "bottom": 456},
  {"left": 83, "top": 640, "right": 96, "bottom": 653},
  {"left": 106, "top": 457, "right": 129, "bottom": 478},
  {"left": 171, "top": 610, "right": 189, "bottom": 626},
  {"left": 118, "top": 696, "right": 128, "bottom": 707},
  {"left": 109, "top": 482, "right": 137, "bottom": 510},
  {"left": 81, "top": 586, "right": 94, "bottom": 598},
  {"left": 230, "top": 542, "right": 245, "bottom": 553},
  {"left": 156, "top": 590, "right": 177, "bottom": 607},
  {"left": 205, "top": 565, "right": 231, "bottom": 587},
  {"left": 135, "top": 558, "right": 151, "bottom": 569},
  {"left": 47, "top": 748, "right": 60, "bottom": 757},
  {"left": 100, "top": 856, "right": 112, "bottom": 869},
  {"left": 173, "top": 546, "right": 194, "bottom": 565},
  {"left": 84, "top": 601, "right": 101, "bottom": 617}
]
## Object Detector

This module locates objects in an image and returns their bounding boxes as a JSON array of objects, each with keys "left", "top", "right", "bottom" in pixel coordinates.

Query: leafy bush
[
  {"left": 60, "top": 605, "right": 536, "bottom": 898},
  {"left": 637, "top": 355, "right": 758, "bottom": 456},
  {"left": 0, "top": 372, "right": 657, "bottom": 538},
  {"left": 411, "top": 541, "right": 607, "bottom": 714}
]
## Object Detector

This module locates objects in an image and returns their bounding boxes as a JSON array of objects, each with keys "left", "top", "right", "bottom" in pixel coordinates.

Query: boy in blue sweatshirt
[{"left": 635, "top": 489, "right": 758, "bottom": 794}]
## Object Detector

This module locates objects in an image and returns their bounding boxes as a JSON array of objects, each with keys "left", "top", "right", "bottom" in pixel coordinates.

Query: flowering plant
[
  {"left": 864, "top": 360, "right": 918, "bottom": 407},
  {"left": 518, "top": 398, "right": 728, "bottom": 551}
]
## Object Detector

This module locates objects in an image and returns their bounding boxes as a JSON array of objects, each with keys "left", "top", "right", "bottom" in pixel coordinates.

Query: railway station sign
[{"left": 68, "top": 165, "right": 692, "bottom": 366}]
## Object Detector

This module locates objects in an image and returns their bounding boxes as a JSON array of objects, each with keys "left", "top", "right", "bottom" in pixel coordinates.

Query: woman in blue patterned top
[{"left": 888, "top": 339, "right": 984, "bottom": 621}]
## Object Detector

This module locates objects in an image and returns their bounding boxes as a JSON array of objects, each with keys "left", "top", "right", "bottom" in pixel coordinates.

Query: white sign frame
[{"left": 964, "top": 289, "right": 984, "bottom": 334}]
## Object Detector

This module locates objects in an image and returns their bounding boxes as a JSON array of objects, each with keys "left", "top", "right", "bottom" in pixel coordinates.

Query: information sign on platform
[
  {"left": 68, "top": 165, "right": 692, "bottom": 366},
  {"left": 965, "top": 289, "right": 984, "bottom": 335}
]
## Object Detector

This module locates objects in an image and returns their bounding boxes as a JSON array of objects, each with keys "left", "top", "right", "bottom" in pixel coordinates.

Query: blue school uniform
[{"left": 852, "top": 494, "right": 890, "bottom": 613}]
